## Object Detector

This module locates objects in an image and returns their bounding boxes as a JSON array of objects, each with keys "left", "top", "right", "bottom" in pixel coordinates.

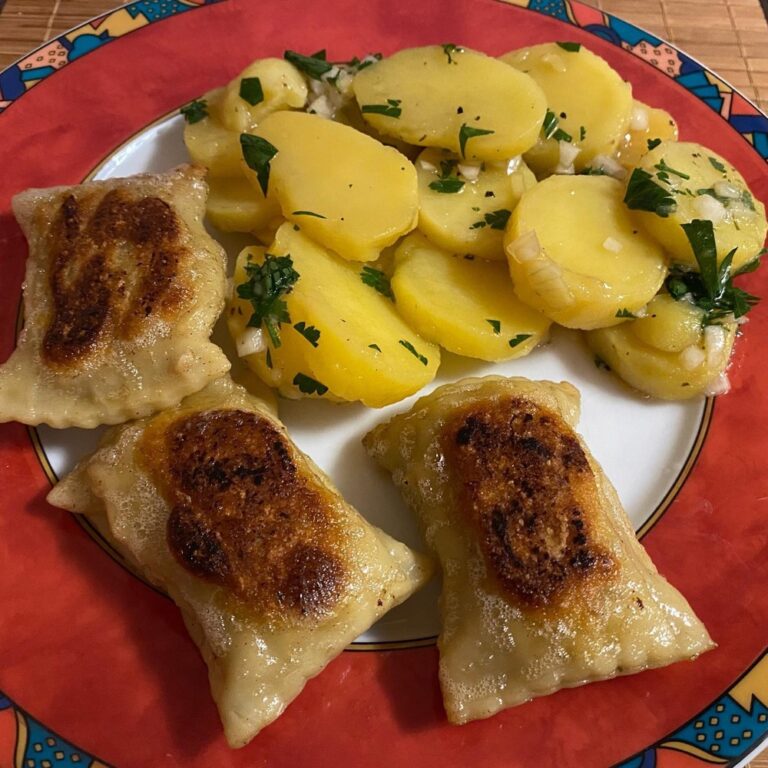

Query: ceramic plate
[{"left": 1, "top": 1, "right": 767, "bottom": 766}]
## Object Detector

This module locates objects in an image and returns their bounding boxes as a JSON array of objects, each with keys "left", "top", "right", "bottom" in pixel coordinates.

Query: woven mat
[{"left": 0, "top": 1, "right": 766, "bottom": 767}]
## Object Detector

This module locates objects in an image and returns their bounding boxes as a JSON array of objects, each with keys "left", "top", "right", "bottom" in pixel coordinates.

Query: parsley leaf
[
  {"left": 508, "top": 334, "right": 532, "bottom": 348},
  {"left": 361, "top": 266, "right": 394, "bottom": 300},
  {"left": 293, "top": 321, "right": 320, "bottom": 347},
  {"left": 442, "top": 43, "right": 464, "bottom": 63},
  {"left": 471, "top": 209, "right": 512, "bottom": 231},
  {"left": 697, "top": 187, "right": 756, "bottom": 212},
  {"left": 623, "top": 168, "right": 677, "bottom": 217},
  {"left": 239, "top": 77, "right": 264, "bottom": 106},
  {"left": 368, "top": 343, "right": 381, "bottom": 352},
  {"left": 284, "top": 49, "right": 333, "bottom": 79},
  {"left": 647, "top": 138, "right": 662, "bottom": 151},
  {"left": 556, "top": 42, "right": 581, "bottom": 52},
  {"left": 654, "top": 158, "right": 690, "bottom": 182},
  {"left": 708, "top": 156, "right": 727, "bottom": 174},
  {"left": 240, "top": 134, "right": 278, "bottom": 195},
  {"left": 459, "top": 123, "right": 495, "bottom": 158},
  {"left": 541, "top": 109, "right": 572, "bottom": 143},
  {"left": 293, "top": 373, "right": 328, "bottom": 395},
  {"left": 486, "top": 319, "right": 501, "bottom": 334},
  {"left": 429, "top": 159, "right": 464, "bottom": 194},
  {"left": 579, "top": 125, "right": 586, "bottom": 141},
  {"left": 399, "top": 339, "right": 428, "bottom": 365},
  {"left": 615, "top": 308, "right": 637, "bottom": 318},
  {"left": 361, "top": 98, "right": 402, "bottom": 118},
  {"left": 180, "top": 98, "right": 207, "bottom": 124},
  {"left": 236, "top": 253, "right": 299, "bottom": 348},
  {"left": 292, "top": 210, "right": 326, "bottom": 218}
]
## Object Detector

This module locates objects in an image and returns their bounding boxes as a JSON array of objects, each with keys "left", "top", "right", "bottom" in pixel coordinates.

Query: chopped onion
[
  {"left": 307, "top": 94, "right": 335, "bottom": 119},
  {"left": 589, "top": 154, "right": 627, "bottom": 180},
  {"left": 542, "top": 52, "right": 566, "bottom": 73},
  {"left": 694, "top": 193, "right": 727, "bottom": 225},
  {"left": 704, "top": 371, "right": 731, "bottom": 397},
  {"left": 458, "top": 162, "right": 482, "bottom": 181},
  {"left": 680, "top": 345, "right": 705, "bottom": 370},
  {"left": 506, "top": 156, "right": 522, "bottom": 175},
  {"left": 704, "top": 324, "right": 727, "bottom": 367},
  {"left": 602, "top": 236, "right": 623, "bottom": 253},
  {"left": 555, "top": 141, "right": 581, "bottom": 175},
  {"left": 630, "top": 104, "right": 649, "bottom": 131},
  {"left": 506, "top": 230, "right": 541, "bottom": 263},
  {"left": 419, "top": 159, "right": 437, "bottom": 172},
  {"left": 633, "top": 305, "right": 648, "bottom": 318},
  {"left": 236, "top": 327, "right": 267, "bottom": 358},
  {"left": 506, "top": 231, "right": 574, "bottom": 308},
  {"left": 713, "top": 180, "right": 741, "bottom": 199}
]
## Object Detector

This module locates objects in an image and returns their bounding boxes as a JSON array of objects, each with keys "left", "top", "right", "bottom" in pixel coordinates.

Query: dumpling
[
  {"left": 0, "top": 165, "right": 230, "bottom": 428},
  {"left": 48, "top": 376, "right": 431, "bottom": 747},
  {"left": 364, "top": 376, "right": 714, "bottom": 725}
]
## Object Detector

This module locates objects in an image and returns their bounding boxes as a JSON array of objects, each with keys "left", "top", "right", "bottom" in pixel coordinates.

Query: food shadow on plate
[{"left": 26, "top": 486, "right": 223, "bottom": 758}]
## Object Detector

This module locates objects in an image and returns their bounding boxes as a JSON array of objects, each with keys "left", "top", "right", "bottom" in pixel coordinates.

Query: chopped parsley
[
  {"left": 623, "top": 168, "right": 677, "bottom": 217},
  {"left": 361, "top": 266, "right": 394, "bottom": 300},
  {"left": 284, "top": 49, "right": 333, "bottom": 79},
  {"left": 399, "top": 339, "right": 428, "bottom": 365},
  {"left": 708, "top": 156, "right": 727, "bottom": 174},
  {"left": 265, "top": 349, "right": 273, "bottom": 369},
  {"left": 615, "top": 308, "right": 637, "bottom": 318},
  {"left": 647, "top": 138, "right": 662, "bottom": 151},
  {"left": 292, "top": 210, "right": 326, "bottom": 218},
  {"left": 180, "top": 98, "right": 207, "bottom": 124},
  {"left": 541, "top": 109, "right": 572, "bottom": 143},
  {"left": 654, "top": 159, "right": 690, "bottom": 182},
  {"left": 368, "top": 343, "right": 381, "bottom": 352},
  {"left": 429, "top": 159, "right": 464, "bottom": 194},
  {"left": 459, "top": 123, "right": 495, "bottom": 158},
  {"left": 239, "top": 77, "right": 264, "bottom": 106},
  {"left": 342, "top": 53, "right": 382, "bottom": 71},
  {"left": 665, "top": 219, "right": 760, "bottom": 323},
  {"left": 579, "top": 167, "right": 608, "bottom": 176},
  {"left": 556, "top": 42, "right": 581, "bottom": 52},
  {"left": 361, "top": 99, "right": 402, "bottom": 118},
  {"left": 293, "top": 373, "right": 328, "bottom": 395},
  {"left": 236, "top": 253, "right": 299, "bottom": 348},
  {"left": 486, "top": 319, "right": 501, "bottom": 334},
  {"left": 696, "top": 187, "right": 756, "bottom": 212},
  {"left": 579, "top": 125, "right": 586, "bottom": 141},
  {"left": 240, "top": 134, "right": 279, "bottom": 195},
  {"left": 442, "top": 43, "right": 463, "bottom": 63},
  {"left": 293, "top": 321, "right": 320, "bottom": 347},
  {"left": 508, "top": 334, "right": 532, "bottom": 348},
  {"left": 470, "top": 209, "right": 511, "bottom": 231}
]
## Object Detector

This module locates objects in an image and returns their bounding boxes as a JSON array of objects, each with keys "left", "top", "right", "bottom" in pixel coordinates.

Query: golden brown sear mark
[
  {"left": 140, "top": 409, "right": 347, "bottom": 619},
  {"left": 442, "top": 397, "right": 614, "bottom": 608},
  {"left": 42, "top": 189, "right": 186, "bottom": 368}
]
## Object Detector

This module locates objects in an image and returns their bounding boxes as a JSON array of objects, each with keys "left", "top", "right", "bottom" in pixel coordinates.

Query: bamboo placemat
[{"left": 0, "top": 1, "right": 766, "bottom": 767}]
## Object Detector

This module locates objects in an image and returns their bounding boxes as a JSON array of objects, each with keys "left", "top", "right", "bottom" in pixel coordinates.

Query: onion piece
[
  {"left": 694, "top": 193, "right": 727, "bottom": 225},
  {"left": 236, "top": 327, "right": 267, "bottom": 358},
  {"left": 602, "top": 237, "right": 623, "bottom": 253},
  {"left": 704, "top": 324, "right": 727, "bottom": 367},
  {"left": 542, "top": 52, "right": 566, "bottom": 73},
  {"left": 506, "top": 231, "right": 575, "bottom": 309},
  {"left": 589, "top": 154, "right": 627, "bottom": 180},
  {"left": 704, "top": 371, "right": 731, "bottom": 397},
  {"left": 630, "top": 104, "right": 649, "bottom": 131},
  {"left": 713, "top": 180, "right": 741, "bottom": 199},
  {"left": 554, "top": 141, "right": 581, "bottom": 175},
  {"left": 458, "top": 162, "right": 482, "bottom": 181},
  {"left": 679, "top": 345, "right": 705, "bottom": 370}
]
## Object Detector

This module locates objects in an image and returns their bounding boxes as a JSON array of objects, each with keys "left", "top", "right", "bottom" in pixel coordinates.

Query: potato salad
[{"left": 182, "top": 42, "right": 766, "bottom": 404}]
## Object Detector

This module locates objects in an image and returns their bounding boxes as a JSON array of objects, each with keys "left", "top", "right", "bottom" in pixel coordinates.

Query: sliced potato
[
  {"left": 229, "top": 224, "right": 439, "bottom": 406},
  {"left": 206, "top": 176, "right": 281, "bottom": 233},
  {"left": 501, "top": 43, "right": 632, "bottom": 171},
  {"left": 416, "top": 148, "right": 536, "bottom": 261},
  {"left": 183, "top": 115, "right": 242, "bottom": 178},
  {"left": 587, "top": 295, "right": 736, "bottom": 399},
  {"left": 506, "top": 175, "right": 667, "bottom": 329},
  {"left": 616, "top": 101, "right": 678, "bottom": 168},
  {"left": 353, "top": 45, "right": 546, "bottom": 161},
  {"left": 250, "top": 111, "right": 418, "bottom": 262},
  {"left": 216, "top": 58, "right": 308, "bottom": 133},
  {"left": 629, "top": 142, "right": 767, "bottom": 270},
  {"left": 392, "top": 233, "right": 550, "bottom": 361}
]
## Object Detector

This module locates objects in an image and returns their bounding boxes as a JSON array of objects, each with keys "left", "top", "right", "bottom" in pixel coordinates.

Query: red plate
[{"left": 1, "top": 1, "right": 767, "bottom": 766}]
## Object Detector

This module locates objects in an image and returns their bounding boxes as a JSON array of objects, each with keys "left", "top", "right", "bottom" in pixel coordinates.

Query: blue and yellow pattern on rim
[{"left": 0, "top": 0, "right": 766, "bottom": 765}]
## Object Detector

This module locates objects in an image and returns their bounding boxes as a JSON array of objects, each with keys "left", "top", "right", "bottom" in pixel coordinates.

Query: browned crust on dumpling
[
  {"left": 41, "top": 188, "right": 188, "bottom": 368},
  {"left": 139, "top": 408, "right": 348, "bottom": 619},
  {"left": 441, "top": 396, "right": 615, "bottom": 608}
]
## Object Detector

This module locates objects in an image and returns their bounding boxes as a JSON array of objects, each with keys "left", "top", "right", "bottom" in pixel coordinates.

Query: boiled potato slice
[
  {"left": 506, "top": 175, "right": 667, "bottom": 329},
  {"left": 230, "top": 224, "right": 439, "bottom": 406},
  {"left": 251, "top": 111, "right": 418, "bottom": 262},
  {"left": 392, "top": 233, "right": 550, "bottom": 361},
  {"left": 615, "top": 100, "right": 678, "bottom": 168},
  {"left": 416, "top": 148, "right": 536, "bottom": 261},
  {"left": 501, "top": 43, "right": 632, "bottom": 172},
  {"left": 628, "top": 142, "right": 767, "bottom": 270},
  {"left": 587, "top": 296, "right": 736, "bottom": 399},
  {"left": 206, "top": 176, "right": 281, "bottom": 233},
  {"left": 352, "top": 45, "right": 547, "bottom": 162},
  {"left": 183, "top": 115, "right": 242, "bottom": 178},
  {"left": 217, "top": 58, "right": 308, "bottom": 133}
]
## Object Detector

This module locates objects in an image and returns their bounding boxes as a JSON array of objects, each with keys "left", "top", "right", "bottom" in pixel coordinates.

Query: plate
[{"left": 1, "top": 0, "right": 767, "bottom": 766}]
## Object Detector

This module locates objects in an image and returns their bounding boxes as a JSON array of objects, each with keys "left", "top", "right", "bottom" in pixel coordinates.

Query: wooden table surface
[{"left": 0, "top": 1, "right": 765, "bottom": 767}]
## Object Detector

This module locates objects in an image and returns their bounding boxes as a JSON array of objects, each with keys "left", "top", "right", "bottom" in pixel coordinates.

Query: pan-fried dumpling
[
  {"left": 0, "top": 165, "right": 230, "bottom": 428},
  {"left": 364, "top": 376, "right": 713, "bottom": 725},
  {"left": 48, "top": 376, "right": 431, "bottom": 747}
]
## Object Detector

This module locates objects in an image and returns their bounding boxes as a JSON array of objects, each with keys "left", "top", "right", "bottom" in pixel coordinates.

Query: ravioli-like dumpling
[
  {"left": 48, "top": 376, "right": 431, "bottom": 747},
  {"left": 0, "top": 165, "right": 230, "bottom": 428},
  {"left": 364, "top": 376, "right": 713, "bottom": 724}
]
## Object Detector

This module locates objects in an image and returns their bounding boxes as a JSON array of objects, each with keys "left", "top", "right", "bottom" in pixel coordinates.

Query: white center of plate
[{"left": 37, "top": 115, "right": 707, "bottom": 648}]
